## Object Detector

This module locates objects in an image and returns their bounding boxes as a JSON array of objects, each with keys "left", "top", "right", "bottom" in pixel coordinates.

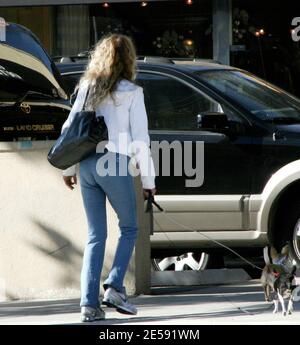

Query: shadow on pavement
[
  {"left": 1, "top": 280, "right": 299, "bottom": 324},
  {"left": 67, "top": 303, "right": 275, "bottom": 325}
]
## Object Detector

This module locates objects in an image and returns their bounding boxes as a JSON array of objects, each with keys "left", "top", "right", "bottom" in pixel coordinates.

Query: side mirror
[{"left": 197, "top": 111, "right": 229, "bottom": 130}]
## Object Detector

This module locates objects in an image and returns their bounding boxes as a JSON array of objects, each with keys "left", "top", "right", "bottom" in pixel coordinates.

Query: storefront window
[
  {"left": 231, "top": 0, "right": 300, "bottom": 97},
  {"left": 89, "top": 1, "right": 212, "bottom": 58},
  {"left": 0, "top": 1, "right": 213, "bottom": 59},
  {"left": 55, "top": 5, "right": 90, "bottom": 57}
]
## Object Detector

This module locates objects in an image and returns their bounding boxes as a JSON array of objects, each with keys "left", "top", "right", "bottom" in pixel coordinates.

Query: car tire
[
  {"left": 277, "top": 201, "right": 300, "bottom": 265},
  {"left": 151, "top": 252, "right": 210, "bottom": 271}
]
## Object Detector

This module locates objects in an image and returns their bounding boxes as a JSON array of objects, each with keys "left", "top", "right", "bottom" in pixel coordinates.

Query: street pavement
[{"left": 0, "top": 280, "right": 300, "bottom": 325}]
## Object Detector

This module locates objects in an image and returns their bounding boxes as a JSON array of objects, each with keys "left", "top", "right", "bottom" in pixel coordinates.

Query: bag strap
[{"left": 82, "top": 84, "right": 90, "bottom": 110}]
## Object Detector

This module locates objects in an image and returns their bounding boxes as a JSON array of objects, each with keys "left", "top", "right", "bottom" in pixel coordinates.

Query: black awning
[{"left": 0, "top": 0, "right": 174, "bottom": 6}]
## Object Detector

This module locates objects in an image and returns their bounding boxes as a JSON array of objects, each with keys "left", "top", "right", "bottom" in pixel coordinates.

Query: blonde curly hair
[{"left": 77, "top": 34, "right": 137, "bottom": 109}]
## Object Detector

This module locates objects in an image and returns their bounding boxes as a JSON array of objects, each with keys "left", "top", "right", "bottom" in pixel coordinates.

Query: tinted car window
[
  {"left": 61, "top": 71, "right": 225, "bottom": 130},
  {"left": 61, "top": 73, "right": 81, "bottom": 95},
  {"left": 136, "top": 72, "right": 221, "bottom": 130},
  {"left": 197, "top": 70, "right": 300, "bottom": 123}
]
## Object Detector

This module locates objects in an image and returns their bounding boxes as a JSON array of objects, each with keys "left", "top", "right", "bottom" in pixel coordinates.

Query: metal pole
[
  {"left": 92, "top": 16, "right": 98, "bottom": 45},
  {"left": 257, "top": 36, "right": 266, "bottom": 79},
  {"left": 213, "top": 0, "right": 232, "bottom": 65}
]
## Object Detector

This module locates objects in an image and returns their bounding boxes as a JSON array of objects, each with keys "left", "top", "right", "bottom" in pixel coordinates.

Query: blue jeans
[{"left": 79, "top": 150, "right": 138, "bottom": 308}]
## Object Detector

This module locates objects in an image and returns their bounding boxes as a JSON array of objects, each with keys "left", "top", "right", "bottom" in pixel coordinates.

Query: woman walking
[{"left": 61, "top": 34, "right": 156, "bottom": 322}]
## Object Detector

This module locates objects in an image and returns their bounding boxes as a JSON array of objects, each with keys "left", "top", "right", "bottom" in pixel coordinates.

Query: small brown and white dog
[{"left": 261, "top": 244, "right": 297, "bottom": 316}]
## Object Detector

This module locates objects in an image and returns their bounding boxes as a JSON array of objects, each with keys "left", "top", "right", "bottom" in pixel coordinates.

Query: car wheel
[
  {"left": 278, "top": 202, "right": 300, "bottom": 265},
  {"left": 292, "top": 218, "right": 300, "bottom": 264},
  {"left": 151, "top": 252, "right": 210, "bottom": 271}
]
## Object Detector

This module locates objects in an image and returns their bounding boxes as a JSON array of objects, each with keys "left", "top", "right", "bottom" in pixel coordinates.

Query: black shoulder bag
[{"left": 47, "top": 85, "right": 108, "bottom": 170}]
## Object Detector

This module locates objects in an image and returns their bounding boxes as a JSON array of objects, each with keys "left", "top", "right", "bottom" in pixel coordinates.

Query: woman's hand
[
  {"left": 63, "top": 175, "right": 77, "bottom": 190},
  {"left": 143, "top": 188, "right": 156, "bottom": 200}
]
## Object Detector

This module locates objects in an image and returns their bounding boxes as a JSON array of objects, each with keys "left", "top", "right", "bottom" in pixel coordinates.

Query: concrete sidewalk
[{"left": 0, "top": 280, "right": 300, "bottom": 325}]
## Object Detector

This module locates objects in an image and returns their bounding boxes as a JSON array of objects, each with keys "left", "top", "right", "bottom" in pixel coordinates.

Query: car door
[{"left": 136, "top": 70, "right": 254, "bottom": 233}]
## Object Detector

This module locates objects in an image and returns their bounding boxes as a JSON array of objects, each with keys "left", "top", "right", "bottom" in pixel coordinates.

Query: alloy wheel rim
[
  {"left": 153, "top": 252, "right": 209, "bottom": 271},
  {"left": 292, "top": 218, "right": 300, "bottom": 261}
]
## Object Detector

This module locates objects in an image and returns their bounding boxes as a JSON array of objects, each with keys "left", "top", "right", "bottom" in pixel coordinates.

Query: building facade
[
  {"left": 0, "top": 0, "right": 232, "bottom": 64},
  {"left": 1, "top": 1, "right": 299, "bottom": 96}
]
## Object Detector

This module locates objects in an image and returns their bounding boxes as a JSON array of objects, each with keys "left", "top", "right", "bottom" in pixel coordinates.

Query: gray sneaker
[
  {"left": 81, "top": 306, "right": 105, "bottom": 322},
  {"left": 102, "top": 287, "right": 137, "bottom": 315}
]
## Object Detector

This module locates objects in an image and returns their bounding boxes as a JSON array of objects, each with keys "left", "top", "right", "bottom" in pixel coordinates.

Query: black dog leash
[
  {"left": 145, "top": 190, "right": 164, "bottom": 212},
  {"left": 145, "top": 190, "right": 163, "bottom": 235}
]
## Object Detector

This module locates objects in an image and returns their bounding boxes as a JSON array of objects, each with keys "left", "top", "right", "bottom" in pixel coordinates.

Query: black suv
[{"left": 2, "top": 23, "right": 300, "bottom": 270}]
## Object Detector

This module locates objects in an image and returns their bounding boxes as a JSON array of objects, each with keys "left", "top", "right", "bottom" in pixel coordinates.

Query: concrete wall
[{"left": 0, "top": 141, "right": 150, "bottom": 301}]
